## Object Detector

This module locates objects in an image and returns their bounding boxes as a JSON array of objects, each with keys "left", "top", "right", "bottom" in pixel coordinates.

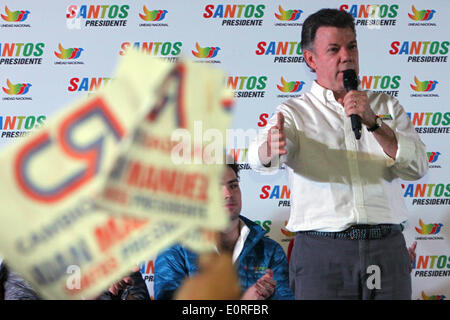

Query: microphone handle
[
  {"left": 350, "top": 114, "right": 362, "bottom": 140},
  {"left": 343, "top": 69, "right": 361, "bottom": 140}
]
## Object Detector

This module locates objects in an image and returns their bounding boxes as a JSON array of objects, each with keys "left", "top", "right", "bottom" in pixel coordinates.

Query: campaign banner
[
  {"left": 95, "top": 59, "right": 234, "bottom": 234},
  {"left": 1, "top": 0, "right": 447, "bottom": 300},
  {"left": 0, "top": 50, "right": 230, "bottom": 299},
  {"left": 180, "top": 228, "right": 218, "bottom": 253}
]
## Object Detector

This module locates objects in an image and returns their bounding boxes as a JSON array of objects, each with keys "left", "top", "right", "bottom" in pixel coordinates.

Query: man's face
[
  {"left": 304, "top": 26, "right": 359, "bottom": 94},
  {"left": 222, "top": 167, "right": 242, "bottom": 221}
]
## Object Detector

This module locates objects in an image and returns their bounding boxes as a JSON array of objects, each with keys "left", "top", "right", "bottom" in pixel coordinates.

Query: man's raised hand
[{"left": 259, "top": 112, "right": 288, "bottom": 166}]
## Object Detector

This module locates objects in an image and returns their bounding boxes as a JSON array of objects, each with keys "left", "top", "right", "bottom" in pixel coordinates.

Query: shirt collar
[
  {"left": 232, "top": 219, "right": 250, "bottom": 264},
  {"left": 310, "top": 80, "right": 338, "bottom": 104},
  {"left": 310, "top": 80, "right": 363, "bottom": 104},
  {"left": 213, "top": 218, "right": 250, "bottom": 264}
]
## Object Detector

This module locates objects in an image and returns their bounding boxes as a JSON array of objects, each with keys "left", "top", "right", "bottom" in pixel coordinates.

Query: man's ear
[{"left": 303, "top": 49, "right": 316, "bottom": 72}]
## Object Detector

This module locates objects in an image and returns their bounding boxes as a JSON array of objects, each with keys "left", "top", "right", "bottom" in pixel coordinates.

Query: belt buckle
[
  {"left": 379, "top": 225, "right": 391, "bottom": 238},
  {"left": 348, "top": 225, "right": 369, "bottom": 240},
  {"left": 347, "top": 226, "right": 357, "bottom": 240}
]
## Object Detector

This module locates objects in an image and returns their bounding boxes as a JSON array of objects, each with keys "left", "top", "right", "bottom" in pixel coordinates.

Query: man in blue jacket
[{"left": 154, "top": 163, "right": 294, "bottom": 300}]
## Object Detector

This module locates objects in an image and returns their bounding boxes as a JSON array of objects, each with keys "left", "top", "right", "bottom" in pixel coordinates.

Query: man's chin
[{"left": 228, "top": 213, "right": 240, "bottom": 222}]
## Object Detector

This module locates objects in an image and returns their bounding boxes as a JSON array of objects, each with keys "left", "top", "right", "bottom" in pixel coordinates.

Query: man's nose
[
  {"left": 222, "top": 185, "right": 232, "bottom": 199},
  {"left": 340, "top": 47, "right": 353, "bottom": 63}
]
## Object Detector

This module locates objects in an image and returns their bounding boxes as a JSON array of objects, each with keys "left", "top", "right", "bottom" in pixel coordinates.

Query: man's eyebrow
[
  {"left": 226, "top": 179, "right": 239, "bottom": 184},
  {"left": 327, "top": 40, "right": 357, "bottom": 47}
]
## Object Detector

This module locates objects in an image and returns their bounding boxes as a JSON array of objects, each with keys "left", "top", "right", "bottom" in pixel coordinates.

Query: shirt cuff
[{"left": 392, "top": 131, "right": 416, "bottom": 168}]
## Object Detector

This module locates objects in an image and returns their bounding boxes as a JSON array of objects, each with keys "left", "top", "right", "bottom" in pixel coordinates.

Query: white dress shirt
[
  {"left": 232, "top": 220, "right": 250, "bottom": 263},
  {"left": 248, "top": 81, "right": 428, "bottom": 232},
  {"left": 213, "top": 219, "right": 250, "bottom": 263}
]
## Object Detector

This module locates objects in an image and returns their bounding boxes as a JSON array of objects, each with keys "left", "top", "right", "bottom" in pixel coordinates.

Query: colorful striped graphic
[
  {"left": 1, "top": 6, "right": 30, "bottom": 22},
  {"left": 54, "top": 43, "right": 84, "bottom": 60},
  {"left": 2, "top": 79, "right": 32, "bottom": 95},
  {"left": 139, "top": 6, "right": 168, "bottom": 21}
]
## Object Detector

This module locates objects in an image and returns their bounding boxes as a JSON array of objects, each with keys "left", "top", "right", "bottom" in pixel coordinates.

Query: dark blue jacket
[{"left": 154, "top": 216, "right": 294, "bottom": 300}]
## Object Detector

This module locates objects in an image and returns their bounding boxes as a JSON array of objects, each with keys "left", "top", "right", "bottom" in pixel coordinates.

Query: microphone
[{"left": 343, "top": 69, "right": 361, "bottom": 140}]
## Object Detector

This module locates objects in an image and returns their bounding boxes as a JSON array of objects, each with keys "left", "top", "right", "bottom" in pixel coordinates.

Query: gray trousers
[{"left": 289, "top": 229, "right": 411, "bottom": 299}]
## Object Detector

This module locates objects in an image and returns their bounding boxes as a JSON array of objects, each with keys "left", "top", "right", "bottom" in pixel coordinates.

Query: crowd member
[
  {"left": 408, "top": 241, "right": 417, "bottom": 272},
  {"left": 248, "top": 8, "right": 428, "bottom": 299},
  {"left": 96, "top": 267, "right": 150, "bottom": 300},
  {"left": 154, "top": 162, "right": 294, "bottom": 300},
  {"left": 0, "top": 261, "right": 41, "bottom": 300},
  {"left": 0, "top": 259, "right": 148, "bottom": 300},
  {"left": 0, "top": 261, "right": 3, "bottom": 300}
]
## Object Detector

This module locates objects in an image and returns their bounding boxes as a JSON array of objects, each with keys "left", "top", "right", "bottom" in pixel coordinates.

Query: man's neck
[
  {"left": 315, "top": 80, "right": 346, "bottom": 103},
  {"left": 219, "top": 219, "right": 241, "bottom": 253},
  {"left": 333, "top": 89, "right": 347, "bottom": 103}
]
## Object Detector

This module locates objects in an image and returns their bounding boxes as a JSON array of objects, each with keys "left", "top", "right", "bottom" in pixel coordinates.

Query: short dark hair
[
  {"left": 301, "top": 8, "right": 355, "bottom": 52},
  {"left": 227, "top": 163, "right": 240, "bottom": 179}
]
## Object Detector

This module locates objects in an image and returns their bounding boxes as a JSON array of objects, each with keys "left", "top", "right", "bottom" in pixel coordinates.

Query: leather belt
[{"left": 299, "top": 224, "right": 402, "bottom": 240}]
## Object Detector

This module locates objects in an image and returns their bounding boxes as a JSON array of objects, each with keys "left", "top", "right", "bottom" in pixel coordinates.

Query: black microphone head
[{"left": 343, "top": 69, "right": 358, "bottom": 92}]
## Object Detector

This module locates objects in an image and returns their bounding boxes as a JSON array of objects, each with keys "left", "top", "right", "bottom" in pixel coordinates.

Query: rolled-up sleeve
[{"left": 388, "top": 100, "right": 428, "bottom": 180}]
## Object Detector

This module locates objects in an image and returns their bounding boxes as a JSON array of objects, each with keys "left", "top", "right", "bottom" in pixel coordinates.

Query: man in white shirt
[{"left": 248, "top": 8, "right": 428, "bottom": 299}]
